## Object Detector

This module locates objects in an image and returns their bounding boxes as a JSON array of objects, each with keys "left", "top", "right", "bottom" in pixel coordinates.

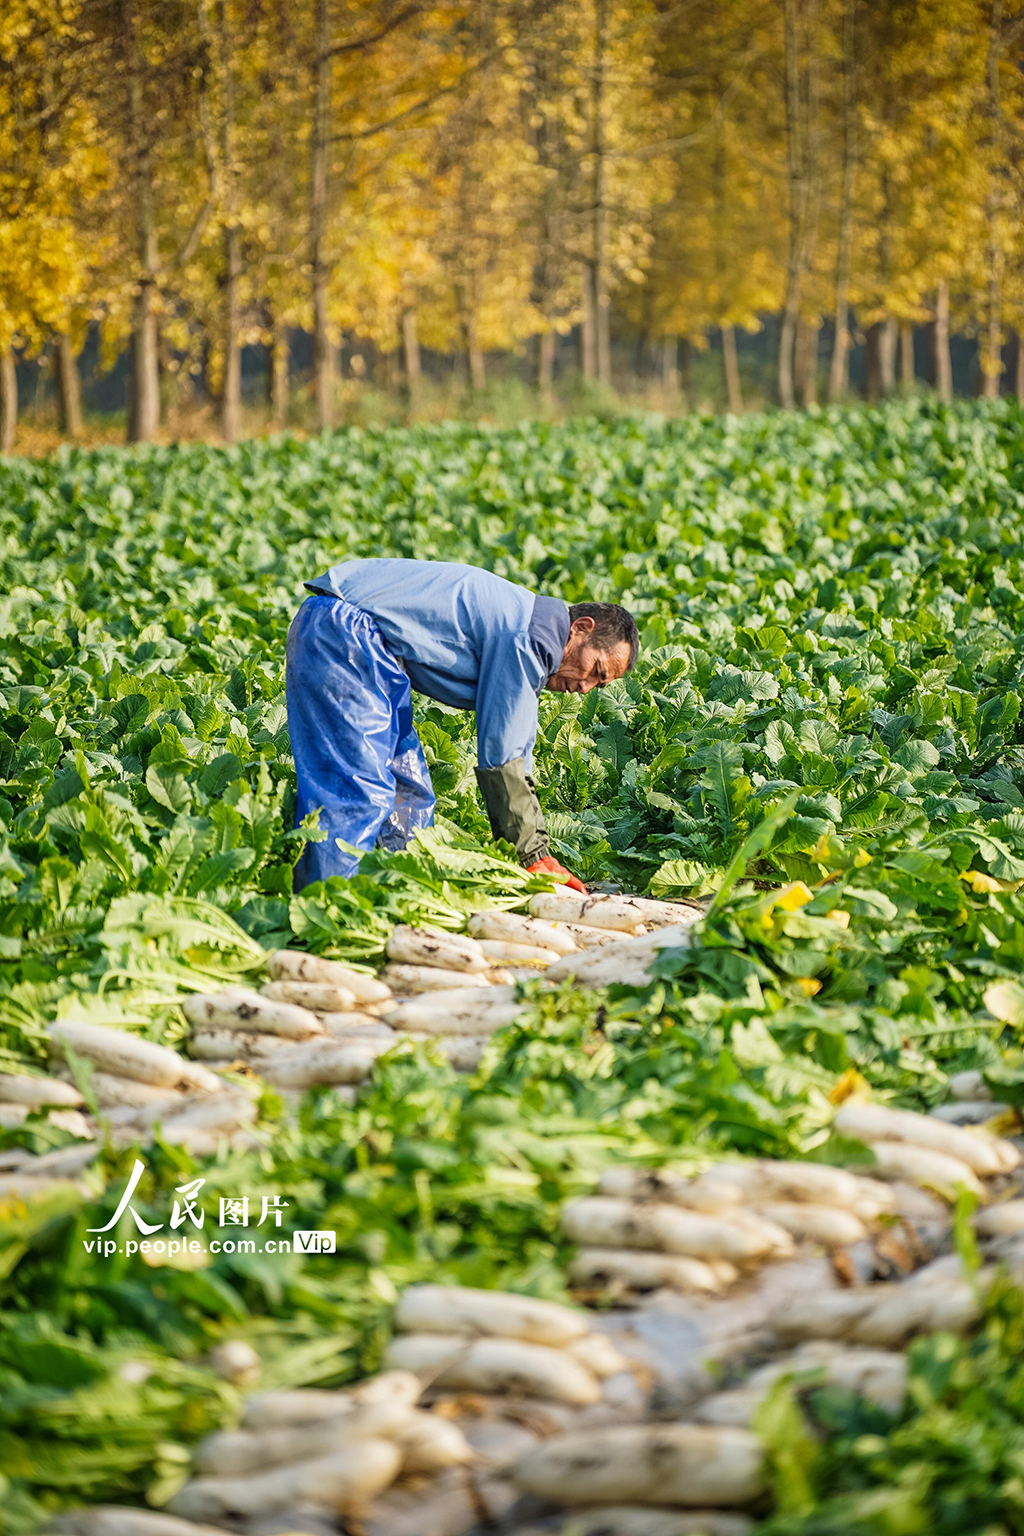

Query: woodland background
[{"left": 3, "top": 0, "right": 1024, "bottom": 450}]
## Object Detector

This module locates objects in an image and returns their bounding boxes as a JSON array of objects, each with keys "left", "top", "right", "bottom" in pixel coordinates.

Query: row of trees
[{"left": 3, "top": 0, "right": 1024, "bottom": 448}]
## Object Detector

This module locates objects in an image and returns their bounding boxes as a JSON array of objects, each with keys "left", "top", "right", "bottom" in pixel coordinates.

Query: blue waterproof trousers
[{"left": 287, "top": 594, "right": 435, "bottom": 888}]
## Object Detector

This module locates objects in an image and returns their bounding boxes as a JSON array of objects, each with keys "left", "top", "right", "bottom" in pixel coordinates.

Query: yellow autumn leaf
[{"left": 796, "top": 976, "right": 821, "bottom": 997}]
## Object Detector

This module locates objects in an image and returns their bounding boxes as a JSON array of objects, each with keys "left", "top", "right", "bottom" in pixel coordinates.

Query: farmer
[{"left": 287, "top": 557, "right": 639, "bottom": 891}]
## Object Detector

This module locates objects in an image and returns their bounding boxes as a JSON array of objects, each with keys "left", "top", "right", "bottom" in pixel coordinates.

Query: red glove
[{"left": 527, "top": 855, "right": 587, "bottom": 895}]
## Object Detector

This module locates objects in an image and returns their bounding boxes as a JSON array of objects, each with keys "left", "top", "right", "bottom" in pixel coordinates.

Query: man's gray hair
[{"left": 568, "top": 602, "right": 640, "bottom": 670}]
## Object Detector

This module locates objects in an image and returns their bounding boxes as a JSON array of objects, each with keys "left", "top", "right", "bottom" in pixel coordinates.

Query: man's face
[{"left": 547, "top": 616, "right": 631, "bottom": 694}]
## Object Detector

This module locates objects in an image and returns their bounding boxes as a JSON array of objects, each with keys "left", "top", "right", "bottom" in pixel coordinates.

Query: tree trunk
[
  {"left": 661, "top": 336, "right": 678, "bottom": 396},
  {"left": 982, "top": 0, "right": 1004, "bottom": 400},
  {"left": 581, "top": 267, "right": 596, "bottom": 380},
  {"left": 879, "top": 316, "right": 896, "bottom": 392},
  {"left": 221, "top": 224, "right": 242, "bottom": 441},
  {"left": 538, "top": 330, "right": 555, "bottom": 405},
  {"left": 402, "top": 308, "right": 420, "bottom": 398},
  {"left": 1016, "top": 329, "right": 1024, "bottom": 399},
  {"left": 794, "top": 316, "right": 818, "bottom": 406},
  {"left": 0, "top": 350, "right": 16, "bottom": 453},
  {"left": 829, "top": 0, "right": 856, "bottom": 403},
  {"left": 721, "top": 325, "right": 743, "bottom": 412},
  {"left": 679, "top": 337, "right": 694, "bottom": 408},
  {"left": 779, "top": 0, "right": 820, "bottom": 409},
  {"left": 929, "top": 281, "right": 953, "bottom": 399},
  {"left": 310, "top": 0, "right": 334, "bottom": 431},
  {"left": 122, "top": 0, "right": 159, "bottom": 443},
  {"left": 270, "top": 319, "right": 289, "bottom": 427},
  {"left": 899, "top": 323, "right": 915, "bottom": 386},
  {"left": 864, "top": 321, "right": 883, "bottom": 401},
  {"left": 592, "top": 0, "right": 611, "bottom": 388},
  {"left": 469, "top": 343, "right": 485, "bottom": 392},
  {"left": 53, "top": 334, "right": 83, "bottom": 436}
]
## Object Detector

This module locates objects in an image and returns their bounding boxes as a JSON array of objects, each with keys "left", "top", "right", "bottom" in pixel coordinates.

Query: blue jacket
[{"left": 305, "top": 558, "right": 569, "bottom": 770}]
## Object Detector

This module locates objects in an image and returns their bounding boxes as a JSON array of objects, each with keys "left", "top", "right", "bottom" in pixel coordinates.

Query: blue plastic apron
[{"left": 286, "top": 593, "right": 435, "bottom": 888}]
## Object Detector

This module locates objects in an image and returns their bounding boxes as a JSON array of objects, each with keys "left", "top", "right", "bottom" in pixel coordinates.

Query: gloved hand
[{"left": 526, "top": 855, "right": 587, "bottom": 895}]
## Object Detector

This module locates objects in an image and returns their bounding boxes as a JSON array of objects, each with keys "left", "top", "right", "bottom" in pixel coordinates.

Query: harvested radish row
[
  {"left": 385, "top": 1332, "right": 602, "bottom": 1404},
  {"left": 260, "top": 979, "right": 356, "bottom": 1012},
  {"left": 385, "top": 924, "right": 489, "bottom": 973},
  {"left": 567, "top": 1332, "right": 631, "bottom": 1378},
  {"left": 598, "top": 1167, "right": 745, "bottom": 1212},
  {"left": 756, "top": 1202, "right": 867, "bottom": 1247},
  {"left": 562, "top": 1196, "right": 794, "bottom": 1262},
  {"left": 512, "top": 1422, "right": 765, "bottom": 1506},
  {"left": 975, "top": 1199, "right": 1024, "bottom": 1237},
  {"left": 467, "top": 909, "right": 578, "bottom": 955},
  {"left": 266, "top": 948, "right": 393, "bottom": 1003},
  {"left": 49, "top": 1020, "right": 222, "bottom": 1092},
  {"left": 381, "top": 962, "right": 494, "bottom": 993},
  {"left": 393, "top": 1411, "right": 474, "bottom": 1472},
  {"left": 833, "top": 1098, "right": 1018, "bottom": 1176},
  {"left": 195, "top": 1399, "right": 417, "bottom": 1476},
  {"left": 856, "top": 1140, "right": 985, "bottom": 1200},
  {"left": 476, "top": 938, "right": 561, "bottom": 966},
  {"left": 568, "top": 1247, "right": 735, "bottom": 1295},
  {"left": 556, "top": 920, "right": 636, "bottom": 948},
  {"left": 545, "top": 924, "right": 697, "bottom": 988},
  {"left": 528, "top": 892, "right": 650, "bottom": 931},
  {"left": 85, "top": 1073, "right": 188, "bottom": 1111},
  {"left": 560, "top": 1512, "right": 754, "bottom": 1536},
  {"left": 261, "top": 1038, "right": 387, "bottom": 1088},
  {"left": 382, "top": 989, "right": 523, "bottom": 1034},
  {"left": 242, "top": 1370, "right": 421, "bottom": 1430},
  {"left": 318, "top": 1014, "right": 396, "bottom": 1040},
  {"left": 182, "top": 989, "right": 323, "bottom": 1040},
  {"left": 189, "top": 1029, "right": 292, "bottom": 1062},
  {"left": 168, "top": 1439, "right": 402, "bottom": 1520},
  {"left": 394, "top": 1282, "right": 590, "bottom": 1346}
]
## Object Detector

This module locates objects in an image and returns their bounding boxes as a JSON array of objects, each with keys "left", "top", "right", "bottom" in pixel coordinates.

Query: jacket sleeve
[{"left": 473, "top": 628, "right": 549, "bottom": 864}]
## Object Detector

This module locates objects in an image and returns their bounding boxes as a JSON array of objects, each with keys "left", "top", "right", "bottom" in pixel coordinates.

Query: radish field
[{"left": 5, "top": 399, "right": 1024, "bottom": 1535}]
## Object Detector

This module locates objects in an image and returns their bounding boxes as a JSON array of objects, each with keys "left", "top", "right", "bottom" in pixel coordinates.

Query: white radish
[
  {"left": 567, "top": 1248, "right": 728, "bottom": 1294},
  {"left": 182, "top": 989, "right": 322, "bottom": 1040},
  {"left": 714, "top": 1159, "right": 866, "bottom": 1208},
  {"left": 556, "top": 921, "right": 635, "bottom": 949},
  {"left": 949, "top": 1069, "right": 992, "bottom": 1102},
  {"left": 976, "top": 1199, "right": 1024, "bottom": 1237},
  {"left": 567, "top": 1333, "right": 631, "bottom": 1378},
  {"left": 756, "top": 1203, "right": 868, "bottom": 1247},
  {"left": 208, "top": 1340, "right": 260, "bottom": 1384},
  {"left": 49, "top": 1020, "right": 221, "bottom": 1091},
  {"left": 512, "top": 1423, "right": 764, "bottom": 1506},
  {"left": 528, "top": 893, "right": 651, "bottom": 931},
  {"left": 386, "top": 925, "right": 489, "bottom": 973},
  {"left": 196, "top": 1401, "right": 415, "bottom": 1476},
  {"left": 430, "top": 1034, "right": 490, "bottom": 1071},
  {"left": 394, "top": 1283, "right": 590, "bottom": 1346},
  {"left": 156, "top": 1090, "right": 257, "bottom": 1144},
  {"left": 394, "top": 1411, "right": 474, "bottom": 1472},
  {"left": 262, "top": 1038, "right": 386, "bottom": 1089},
  {"left": 476, "top": 938, "right": 561, "bottom": 966},
  {"left": 848, "top": 1176, "right": 897, "bottom": 1218},
  {"left": 834, "top": 1099, "right": 1011, "bottom": 1176},
  {"left": 381, "top": 963, "right": 495, "bottom": 994},
  {"left": 260, "top": 980, "right": 356, "bottom": 1012},
  {"left": 697, "top": 1347, "right": 908, "bottom": 1424},
  {"left": 468, "top": 910, "right": 578, "bottom": 955},
  {"left": 560, "top": 1512, "right": 754, "bottom": 1536},
  {"left": 318, "top": 1013, "right": 395, "bottom": 1039},
  {"left": 267, "top": 949, "right": 392, "bottom": 1003},
  {"left": 771, "top": 1289, "right": 887, "bottom": 1343},
  {"left": 382, "top": 990, "right": 523, "bottom": 1034},
  {"left": 0, "top": 1072, "right": 83, "bottom": 1107},
  {"left": 41, "top": 1510, "right": 234, "bottom": 1536},
  {"left": 598, "top": 1166, "right": 744, "bottom": 1212},
  {"left": 544, "top": 924, "right": 696, "bottom": 988},
  {"left": 189, "top": 1030, "right": 290, "bottom": 1062},
  {"left": 852, "top": 1275, "right": 985, "bottom": 1347},
  {"left": 859, "top": 1140, "right": 985, "bottom": 1200},
  {"left": 242, "top": 1371, "right": 421, "bottom": 1430},
  {"left": 561, "top": 1197, "right": 793, "bottom": 1262},
  {"left": 88, "top": 1074, "right": 188, "bottom": 1112},
  {"left": 168, "top": 1440, "right": 401, "bottom": 1521},
  {"left": 384, "top": 1334, "right": 601, "bottom": 1405},
  {"left": 0, "top": 1174, "right": 83, "bottom": 1200}
]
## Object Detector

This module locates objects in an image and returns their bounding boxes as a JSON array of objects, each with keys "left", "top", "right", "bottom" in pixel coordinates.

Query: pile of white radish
[
  {"left": 182, "top": 949, "right": 398, "bottom": 1091},
  {"left": 0, "top": 1067, "right": 92, "bottom": 1140},
  {"left": 564, "top": 1158, "right": 900, "bottom": 1297},
  {"left": 169, "top": 1366, "right": 474, "bottom": 1523},
  {"left": 0, "top": 1138, "right": 98, "bottom": 1202},
  {"left": 384, "top": 1282, "right": 629, "bottom": 1406}
]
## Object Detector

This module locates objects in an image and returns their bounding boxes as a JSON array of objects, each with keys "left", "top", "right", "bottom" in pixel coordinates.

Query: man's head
[{"left": 547, "top": 602, "right": 640, "bottom": 694}]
